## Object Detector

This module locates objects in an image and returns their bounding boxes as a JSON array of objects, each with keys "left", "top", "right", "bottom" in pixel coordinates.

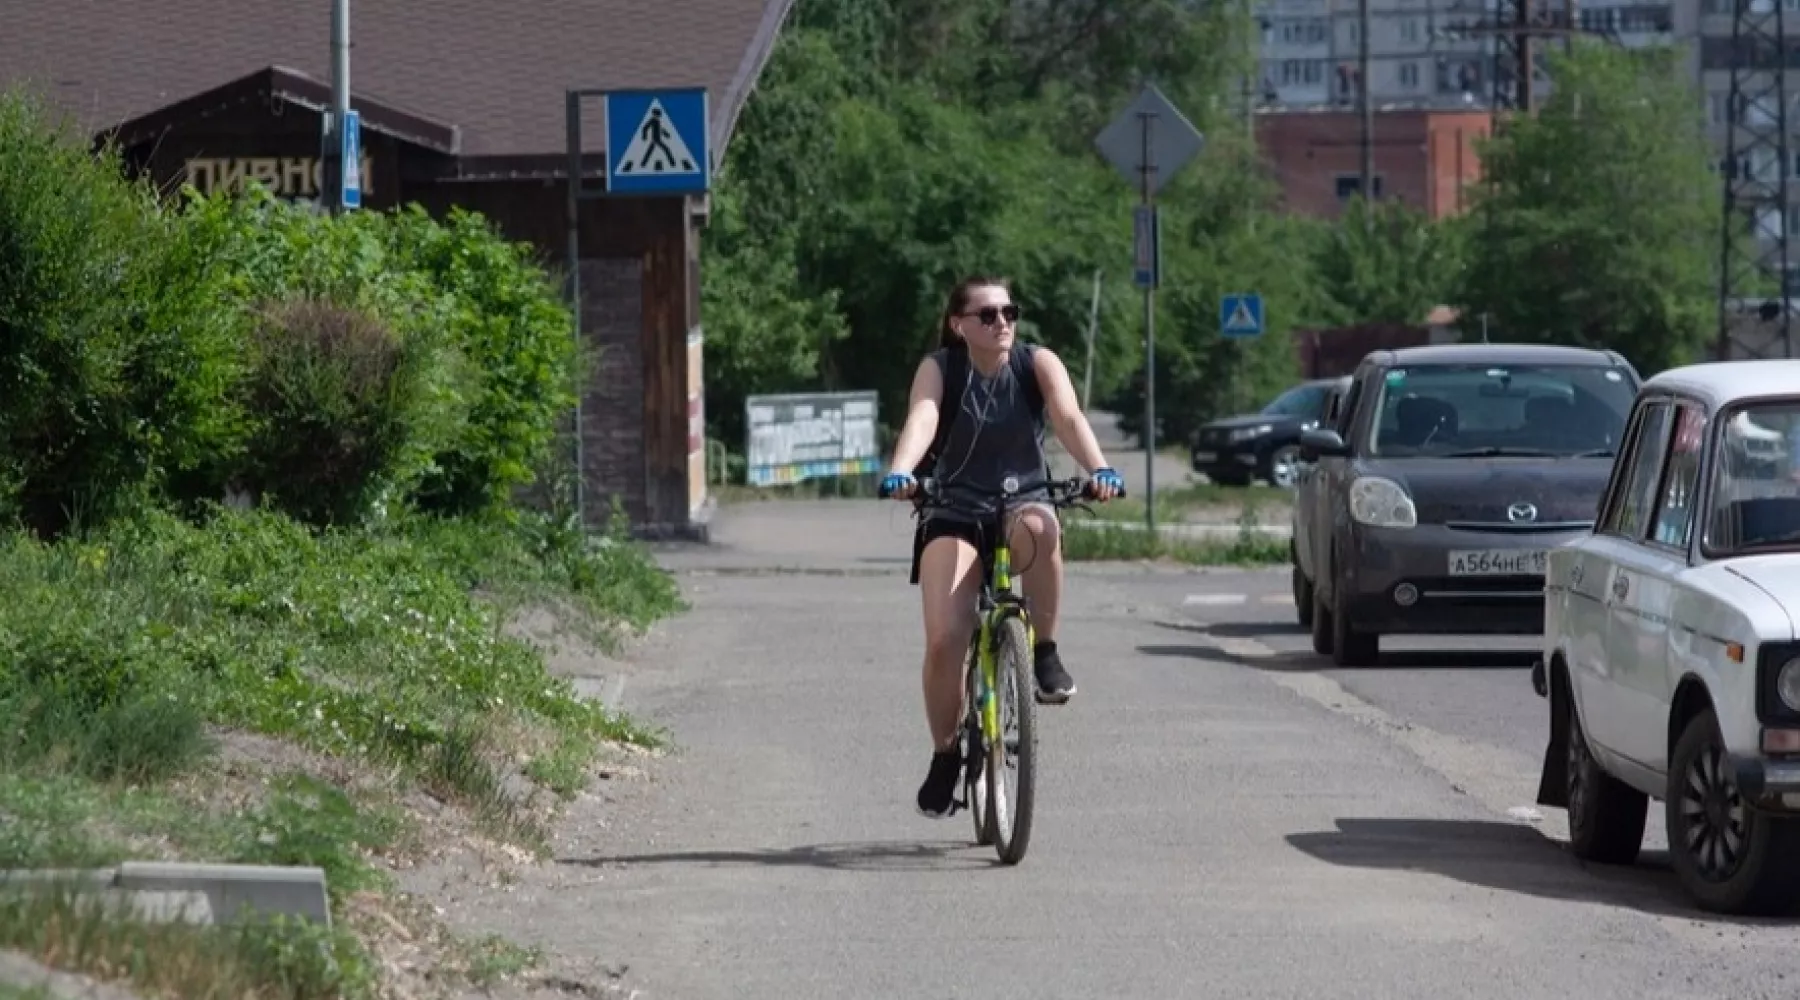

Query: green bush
[
  {"left": 236, "top": 297, "right": 440, "bottom": 526},
  {"left": 382, "top": 206, "right": 579, "bottom": 517},
  {"left": 0, "top": 88, "right": 248, "bottom": 538}
]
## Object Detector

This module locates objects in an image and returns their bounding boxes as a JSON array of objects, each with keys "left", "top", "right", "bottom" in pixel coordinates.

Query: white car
[{"left": 1533, "top": 359, "right": 1800, "bottom": 916}]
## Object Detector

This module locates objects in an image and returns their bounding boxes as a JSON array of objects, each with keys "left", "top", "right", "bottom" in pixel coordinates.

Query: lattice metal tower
[{"left": 1717, "top": 0, "right": 1794, "bottom": 359}]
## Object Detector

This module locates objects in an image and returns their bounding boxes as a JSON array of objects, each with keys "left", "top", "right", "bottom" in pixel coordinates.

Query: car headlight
[
  {"left": 1229, "top": 424, "right": 1273, "bottom": 442},
  {"left": 1348, "top": 476, "right": 1418, "bottom": 528},
  {"left": 1778, "top": 657, "right": 1800, "bottom": 711}
]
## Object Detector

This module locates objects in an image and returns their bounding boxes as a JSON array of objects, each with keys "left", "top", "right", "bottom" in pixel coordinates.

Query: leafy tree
[
  {"left": 1312, "top": 197, "right": 1465, "bottom": 327},
  {"left": 699, "top": 0, "right": 1308, "bottom": 463},
  {"left": 1452, "top": 41, "right": 1718, "bottom": 375}
]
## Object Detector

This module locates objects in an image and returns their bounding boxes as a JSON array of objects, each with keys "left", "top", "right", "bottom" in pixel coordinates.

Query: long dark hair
[{"left": 937, "top": 275, "right": 1010, "bottom": 350}]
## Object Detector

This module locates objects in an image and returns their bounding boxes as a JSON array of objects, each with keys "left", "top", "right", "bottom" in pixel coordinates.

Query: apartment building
[
  {"left": 1255, "top": 0, "right": 1678, "bottom": 111},
  {"left": 1253, "top": 0, "right": 1681, "bottom": 217}
]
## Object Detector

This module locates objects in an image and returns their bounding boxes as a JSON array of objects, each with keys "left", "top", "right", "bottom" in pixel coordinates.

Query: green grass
[
  {"left": 1082, "top": 482, "right": 1290, "bottom": 523},
  {"left": 1061, "top": 519, "right": 1289, "bottom": 565},
  {"left": 0, "top": 502, "right": 684, "bottom": 999}
]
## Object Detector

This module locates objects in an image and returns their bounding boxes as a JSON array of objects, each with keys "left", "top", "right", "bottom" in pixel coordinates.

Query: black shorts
[{"left": 909, "top": 515, "right": 999, "bottom": 586}]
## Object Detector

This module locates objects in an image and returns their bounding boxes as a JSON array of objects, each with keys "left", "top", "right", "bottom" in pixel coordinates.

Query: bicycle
[{"left": 885, "top": 473, "right": 1123, "bottom": 865}]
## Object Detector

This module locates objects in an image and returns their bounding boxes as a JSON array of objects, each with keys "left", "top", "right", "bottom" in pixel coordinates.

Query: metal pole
[
  {"left": 565, "top": 93, "right": 586, "bottom": 529},
  {"left": 1139, "top": 110, "right": 1158, "bottom": 534},
  {"left": 1083, "top": 268, "right": 1101, "bottom": 411},
  {"left": 1357, "top": 0, "right": 1373, "bottom": 206},
  {"left": 327, "top": 0, "right": 349, "bottom": 213}
]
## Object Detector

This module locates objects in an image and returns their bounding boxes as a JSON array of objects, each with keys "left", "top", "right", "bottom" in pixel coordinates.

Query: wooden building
[{"left": 2, "top": 0, "right": 797, "bottom": 539}]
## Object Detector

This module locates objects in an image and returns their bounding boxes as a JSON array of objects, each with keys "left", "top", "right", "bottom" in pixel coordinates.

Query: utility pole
[
  {"left": 1717, "top": 0, "right": 1794, "bottom": 360},
  {"left": 1082, "top": 269, "right": 1101, "bottom": 411},
  {"left": 1357, "top": 0, "right": 1373, "bottom": 206},
  {"left": 322, "top": 0, "right": 350, "bottom": 213}
]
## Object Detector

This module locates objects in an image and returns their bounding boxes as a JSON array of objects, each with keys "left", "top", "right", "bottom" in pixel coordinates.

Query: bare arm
[
  {"left": 886, "top": 356, "right": 945, "bottom": 474},
  {"left": 1032, "top": 348, "right": 1111, "bottom": 473}
]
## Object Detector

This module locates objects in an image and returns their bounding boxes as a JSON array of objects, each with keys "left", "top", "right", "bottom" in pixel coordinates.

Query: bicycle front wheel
[
  {"left": 963, "top": 634, "right": 994, "bottom": 846},
  {"left": 985, "top": 613, "right": 1037, "bottom": 864}
]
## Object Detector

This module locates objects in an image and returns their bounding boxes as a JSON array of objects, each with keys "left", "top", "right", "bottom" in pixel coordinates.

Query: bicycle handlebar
[{"left": 879, "top": 474, "right": 1126, "bottom": 507}]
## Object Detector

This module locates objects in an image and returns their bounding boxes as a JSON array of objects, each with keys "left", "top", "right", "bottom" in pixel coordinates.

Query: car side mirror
[{"left": 1300, "top": 428, "right": 1348, "bottom": 461}]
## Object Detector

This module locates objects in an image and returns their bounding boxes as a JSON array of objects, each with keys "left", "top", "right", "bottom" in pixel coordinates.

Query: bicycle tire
[
  {"left": 986, "top": 613, "right": 1037, "bottom": 864},
  {"left": 963, "top": 634, "right": 994, "bottom": 846}
]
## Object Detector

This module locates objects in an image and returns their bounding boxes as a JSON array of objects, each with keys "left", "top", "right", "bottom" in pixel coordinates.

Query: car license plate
[
  {"left": 1194, "top": 451, "right": 1217, "bottom": 463},
  {"left": 1449, "top": 549, "right": 1547, "bottom": 576}
]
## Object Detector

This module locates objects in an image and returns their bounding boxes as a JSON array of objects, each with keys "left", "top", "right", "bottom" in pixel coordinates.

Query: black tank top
[{"left": 926, "top": 345, "right": 1051, "bottom": 523}]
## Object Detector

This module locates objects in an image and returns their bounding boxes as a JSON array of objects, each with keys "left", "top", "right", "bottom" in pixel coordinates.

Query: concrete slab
[{"left": 114, "top": 862, "right": 330, "bottom": 927}]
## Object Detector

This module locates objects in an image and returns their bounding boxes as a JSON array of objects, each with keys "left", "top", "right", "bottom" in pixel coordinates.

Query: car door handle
[
  {"left": 1611, "top": 573, "right": 1629, "bottom": 601},
  {"left": 1570, "top": 561, "right": 1584, "bottom": 586}
]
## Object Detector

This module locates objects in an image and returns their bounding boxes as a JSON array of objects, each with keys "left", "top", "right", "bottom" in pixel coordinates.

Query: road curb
[{"left": 0, "top": 862, "right": 331, "bottom": 928}]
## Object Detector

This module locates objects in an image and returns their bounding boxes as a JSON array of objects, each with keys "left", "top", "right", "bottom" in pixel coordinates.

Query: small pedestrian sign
[
  {"left": 1220, "top": 293, "right": 1264, "bottom": 338},
  {"left": 605, "top": 88, "right": 711, "bottom": 196},
  {"left": 340, "top": 109, "right": 362, "bottom": 209}
]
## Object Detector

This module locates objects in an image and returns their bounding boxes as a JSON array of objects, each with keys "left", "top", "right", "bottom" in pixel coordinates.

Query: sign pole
[
  {"left": 1093, "top": 83, "right": 1203, "bottom": 537},
  {"left": 1139, "top": 110, "right": 1158, "bottom": 535},
  {"left": 1082, "top": 268, "right": 1101, "bottom": 411}
]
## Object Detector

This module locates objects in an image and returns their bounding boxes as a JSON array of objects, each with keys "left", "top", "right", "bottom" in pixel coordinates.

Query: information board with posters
[{"left": 744, "top": 391, "right": 880, "bottom": 487}]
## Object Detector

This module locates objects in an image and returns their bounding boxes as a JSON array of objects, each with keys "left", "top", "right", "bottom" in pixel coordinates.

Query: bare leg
[
  {"left": 1009, "top": 502, "right": 1062, "bottom": 642},
  {"left": 917, "top": 534, "right": 982, "bottom": 749}
]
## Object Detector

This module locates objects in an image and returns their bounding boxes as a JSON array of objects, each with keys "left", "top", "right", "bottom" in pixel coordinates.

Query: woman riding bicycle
[{"left": 878, "top": 275, "right": 1124, "bottom": 818}]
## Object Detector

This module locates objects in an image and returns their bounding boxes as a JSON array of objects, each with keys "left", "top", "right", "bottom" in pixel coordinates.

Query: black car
[
  {"left": 1191, "top": 378, "right": 1347, "bottom": 488},
  {"left": 1291, "top": 343, "right": 1642, "bottom": 667}
]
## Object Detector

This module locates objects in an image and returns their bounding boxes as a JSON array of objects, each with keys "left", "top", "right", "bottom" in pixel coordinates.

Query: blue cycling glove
[
  {"left": 1094, "top": 467, "right": 1124, "bottom": 493},
  {"left": 879, "top": 471, "right": 916, "bottom": 499}
]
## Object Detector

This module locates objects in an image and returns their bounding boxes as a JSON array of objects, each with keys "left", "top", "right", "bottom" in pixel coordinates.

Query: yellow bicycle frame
[{"left": 975, "top": 535, "right": 1035, "bottom": 746}]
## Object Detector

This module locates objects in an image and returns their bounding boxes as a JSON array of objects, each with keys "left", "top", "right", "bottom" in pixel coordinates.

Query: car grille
[{"left": 1417, "top": 497, "right": 1598, "bottom": 527}]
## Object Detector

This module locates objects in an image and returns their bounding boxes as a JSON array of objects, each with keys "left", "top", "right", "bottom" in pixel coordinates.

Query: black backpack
[{"left": 911, "top": 343, "right": 1048, "bottom": 480}]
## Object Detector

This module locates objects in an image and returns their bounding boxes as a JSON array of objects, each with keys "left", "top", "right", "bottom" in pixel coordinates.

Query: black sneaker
[
  {"left": 916, "top": 747, "right": 963, "bottom": 818},
  {"left": 1034, "top": 641, "right": 1076, "bottom": 704}
]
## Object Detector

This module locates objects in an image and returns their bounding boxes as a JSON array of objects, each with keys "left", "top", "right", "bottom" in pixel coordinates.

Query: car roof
[
  {"left": 1367, "top": 342, "right": 1631, "bottom": 368},
  {"left": 1644, "top": 359, "right": 1800, "bottom": 408}
]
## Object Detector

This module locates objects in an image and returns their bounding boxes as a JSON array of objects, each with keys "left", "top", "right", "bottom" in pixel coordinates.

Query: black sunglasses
[{"left": 961, "top": 304, "right": 1020, "bottom": 326}]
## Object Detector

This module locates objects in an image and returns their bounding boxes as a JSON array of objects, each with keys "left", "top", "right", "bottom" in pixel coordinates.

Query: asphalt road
[{"left": 435, "top": 500, "right": 1800, "bottom": 1000}]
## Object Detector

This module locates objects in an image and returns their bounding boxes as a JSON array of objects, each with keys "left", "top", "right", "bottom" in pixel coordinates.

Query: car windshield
[
  {"left": 1261, "top": 383, "right": 1327, "bottom": 420},
  {"left": 1704, "top": 399, "right": 1800, "bottom": 556},
  {"left": 1365, "top": 363, "right": 1636, "bottom": 457}
]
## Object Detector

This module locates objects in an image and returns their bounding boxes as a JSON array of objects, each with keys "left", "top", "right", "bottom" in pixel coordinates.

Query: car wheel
[
  {"left": 1265, "top": 445, "right": 1303, "bottom": 490},
  {"left": 1666, "top": 706, "right": 1800, "bottom": 916},
  {"left": 1293, "top": 565, "right": 1314, "bottom": 629},
  {"left": 1330, "top": 576, "right": 1377, "bottom": 667},
  {"left": 1310, "top": 584, "right": 1333, "bottom": 655},
  {"left": 1561, "top": 680, "right": 1646, "bottom": 864}
]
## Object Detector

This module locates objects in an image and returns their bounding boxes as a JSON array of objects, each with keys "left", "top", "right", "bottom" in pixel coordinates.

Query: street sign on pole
[
  {"left": 1220, "top": 293, "right": 1264, "bottom": 338},
  {"left": 340, "top": 109, "right": 362, "bottom": 209},
  {"left": 1094, "top": 84, "right": 1206, "bottom": 196},
  {"left": 1132, "top": 205, "right": 1159, "bottom": 288},
  {"left": 1094, "top": 83, "right": 1205, "bottom": 534},
  {"left": 604, "top": 88, "right": 712, "bottom": 196}
]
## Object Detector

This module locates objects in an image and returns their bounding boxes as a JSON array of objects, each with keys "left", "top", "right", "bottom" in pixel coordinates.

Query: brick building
[
  {"left": 1, "top": 0, "right": 796, "bottom": 539},
  {"left": 1255, "top": 106, "right": 1490, "bottom": 220}
]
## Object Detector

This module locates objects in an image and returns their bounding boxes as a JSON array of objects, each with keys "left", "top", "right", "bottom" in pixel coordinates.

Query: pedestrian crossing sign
[
  {"left": 1220, "top": 293, "right": 1264, "bottom": 339},
  {"left": 605, "top": 88, "right": 711, "bottom": 196}
]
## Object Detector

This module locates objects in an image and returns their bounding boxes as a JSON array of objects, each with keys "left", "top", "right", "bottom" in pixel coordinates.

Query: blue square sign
[
  {"left": 1220, "top": 292, "right": 1264, "bottom": 338},
  {"left": 605, "top": 88, "right": 711, "bottom": 195},
  {"left": 340, "top": 108, "right": 362, "bottom": 209}
]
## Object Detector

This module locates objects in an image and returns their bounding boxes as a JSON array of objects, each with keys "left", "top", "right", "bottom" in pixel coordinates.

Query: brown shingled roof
[{"left": 2, "top": 0, "right": 794, "bottom": 161}]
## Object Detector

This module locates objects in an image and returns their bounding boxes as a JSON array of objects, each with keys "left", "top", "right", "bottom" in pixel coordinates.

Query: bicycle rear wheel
[
  {"left": 962, "top": 633, "right": 994, "bottom": 846},
  {"left": 985, "top": 613, "right": 1037, "bottom": 864}
]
